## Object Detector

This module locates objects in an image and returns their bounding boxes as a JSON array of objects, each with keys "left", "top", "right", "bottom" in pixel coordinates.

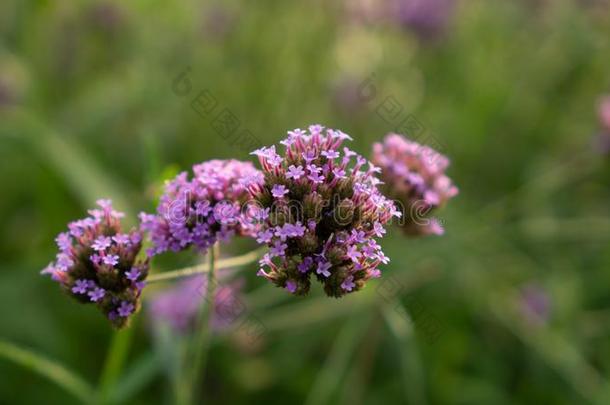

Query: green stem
[
  {"left": 147, "top": 248, "right": 263, "bottom": 284},
  {"left": 97, "top": 327, "right": 135, "bottom": 404},
  {"left": 185, "top": 244, "right": 219, "bottom": 404},
  {"left": 173, "top": 340, "right": 190, "bottom": 405},
  {"left": 107, "top": 351, "right": 161, "bottom": 404},
  {"left": 382, "top": 303, "right": 427, "bottom": 405},
  {"left": 0, "top": 339, "right": 95, "bottom": 404}
]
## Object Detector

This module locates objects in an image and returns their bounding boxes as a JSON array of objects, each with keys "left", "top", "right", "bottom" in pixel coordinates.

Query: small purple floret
[
  {"left": 88, "top": 287, "right": 105, "bottom": 302},
  {"left": 125, "top": 268, "right": 140, "bottom": 282},
  {"left": 117, "top": 301, "right": 134, "bottom": 317},
  {"left": 72, "top": 279, "right": 89, "bottom": 294}
]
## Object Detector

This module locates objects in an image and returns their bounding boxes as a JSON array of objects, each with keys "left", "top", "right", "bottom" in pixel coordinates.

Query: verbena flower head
[
  {"left": 148, "top": 273, "right": 244, "bottom": 334},
  {"left": 247, "top": 125, "right": 399, "bottom": 298},
  {"left": 139, "top": 159, "right": 263, "bottom": 256},
  {"left": 372, "top": 133, "right": 458, "bottom": 236},
  {"left": 41, "top": 199, "right": 148, "bottom": 328}
]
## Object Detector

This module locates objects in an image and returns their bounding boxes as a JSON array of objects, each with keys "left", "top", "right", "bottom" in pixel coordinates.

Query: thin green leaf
[
  {"left": 261, "top": 294, "right": 368, "bottom": 332},
  {"left": 0, "top": 339, "right": 94, "bottom": 404},
  {"left": 490, "top": 299, "right": 610, "bottom": 405},
  {"left": 151, "top": 324, "right": 188, "bottom": 405},
  {"left": 97, "top": 328, "right": 135, "bottom": 403},
  {"left": 187, "top": 244, "right": 219, "bottom": 404},
  {"left": 339, "top": 318, "right": 382, "bottom": 405},
  {"left": 304, "top": 312, "right": 372, "bottom": 405},
  {"left": 382, "top": 303, "right": 427, "bottom": 405},
  {"left": 108, "top": 351, "right": 161, "bottom": 404},
  {"left": 1, "top": 110, "right": 133, "bottom": 216}
]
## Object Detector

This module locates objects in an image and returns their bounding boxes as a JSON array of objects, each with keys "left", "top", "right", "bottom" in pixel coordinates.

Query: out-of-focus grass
[
  {"left": 0, "top": 340, "right": 94, "bottom": 403},
  {"left": 1, "top": 0, "right": 610, "bottom": 404}
]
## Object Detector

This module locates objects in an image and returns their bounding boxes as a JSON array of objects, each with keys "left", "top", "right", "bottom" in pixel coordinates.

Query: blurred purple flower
[
  {"left": 201, "top": 5, "right": 237, "bottom": 42},
  {"left": 87, "top": 2, "right": 124, "bottom": 34},
  {"left": 594, "top": 95, "right": 610, "bottom": 156},
  {"left": 0, "top": 80, "right": 15, "bottom": 108},
  {"left": 594, "top": 133, "right": 610, "bottom": 156},
  {"left": 520, "top": 283, "right": 551, "bottom": 325},
  {"left": 598, "top": 96, "right": 610, "bottom": 132},
  {"left": 148, "top": 273, "right": 245, "bottom": 334},
  {"left": 395, "top": 0, "right": 455, "bottom": 42},
  {"left": 372, "top": 133, "right": 458, "bottom": 236},
  {"left": 344, "top": 0, "right": 455, "bottom": 42},
  {"left": 332, "top": 79, "right": 369, "bottom": 115}
]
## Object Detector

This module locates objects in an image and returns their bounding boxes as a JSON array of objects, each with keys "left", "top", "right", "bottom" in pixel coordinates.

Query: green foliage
[{"left": 1, "top": 0, "right": 610, "bottom": 403}]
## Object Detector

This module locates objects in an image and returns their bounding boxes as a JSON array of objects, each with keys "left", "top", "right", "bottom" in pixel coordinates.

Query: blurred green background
[{"left": 1, "top": 0, "right": 610, "bottom": 404}]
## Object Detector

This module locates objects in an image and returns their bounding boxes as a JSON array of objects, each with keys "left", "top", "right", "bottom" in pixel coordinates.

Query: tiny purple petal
[
  {"left": 256, "top": 229, "right": 274, "bottom": 244},
  {"left": 112, "top": 233, "right": 131, "bottom": 245},
  {"left": 286, "top": 165, "right": 305, "bottom": 180},
  {"left": 346, "top": 245, "right": 362, "bottom": 263},
  {"left": 316, "top": 261, "right": 332, "bottom": 278},
  {"left": 270, "top": 240, "right": 288, "bottom": 257},
  {"left": 373, "top": 222, "right": 386, "bottom": 237},
  {"left": 321, "top": 149, "right": 340, "bottom": 159},
  {"left": 90, "top": 254, "right": 102, "bottom": 265},
  {"left": 271, "top": 184, "right": 289, "bottom": 198},
  {"left": 298, "top": 256, "right": 313, "bottom": 273},
  {"left": 88, "top": 287, "right": 106, "bottom": 302},
  {"left": 117, "top": 301, "right": 135, "bottom": 317},
  {"left": 103, "top": 254, "right": 120, "bottom": 267},
  {"left": 72, "top": 279, "right": 89, "bottom": 294},
  {"left": 92, "top": 236, "right": 112, "bottom": 252},
  {"left": 55, "top": 232, "right": 72, "bottom": 252},
  {"left": 285, "top": 280, "right": 298, "bottom": 293},
  {"left": 125, "top": 268, "right": 141, "bottom": 282},
  {"left": 341, "top": 276, "right": 355, "bottom": 292}
]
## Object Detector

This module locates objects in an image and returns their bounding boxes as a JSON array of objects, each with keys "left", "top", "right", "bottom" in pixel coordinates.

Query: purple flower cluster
[
  {"left": 148, "top": 274, "right": 244, "bottom": 334},
  {"left": 247, "top": 125, "right": 399, "bottom": 297},
  {"left": 41, "top": 199, "right": 148, "bottom": 328},
  {"left": 41, "top": 127, "right": 460, "bottom": 330},
  {"left": 372, "top": 133, "right": 458, "bottom": 236},
  {"left": 139, "top": 160, "right": 263, "bottom": 256}
]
